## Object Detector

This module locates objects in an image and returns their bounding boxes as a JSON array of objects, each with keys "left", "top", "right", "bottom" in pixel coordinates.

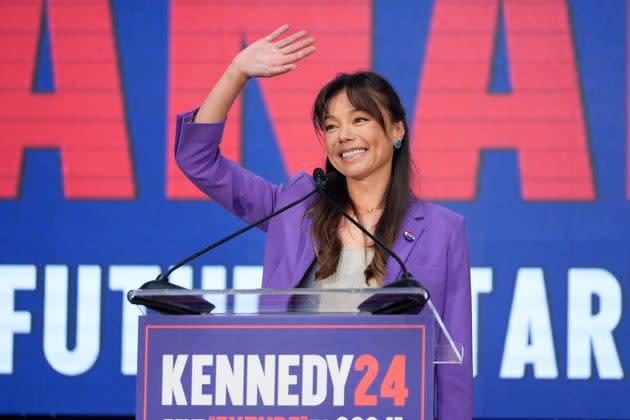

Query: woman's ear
[{"left": 392, "top": 121, "right": 405, "bottom": 141}]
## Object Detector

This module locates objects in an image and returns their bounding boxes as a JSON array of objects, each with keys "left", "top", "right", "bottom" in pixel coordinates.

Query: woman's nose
[{"left": 338, "top": 124, "right": 355, "bottom": 142}]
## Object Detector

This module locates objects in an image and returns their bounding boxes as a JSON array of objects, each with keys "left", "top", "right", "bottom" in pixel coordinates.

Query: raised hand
[
  {"left": 194, "top": 25, "right": 316, "bottom": 123},
  {"left": 231, "top": 24, "right": 316, "bottom": 79}
]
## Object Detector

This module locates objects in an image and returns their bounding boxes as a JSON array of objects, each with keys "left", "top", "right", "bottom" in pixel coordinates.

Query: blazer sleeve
[
  {"left": 436, "top": 217, "right": 473, "bottom": 419},
  {"left": 174, "top": 109, "right": 298, "bottom": 232}
]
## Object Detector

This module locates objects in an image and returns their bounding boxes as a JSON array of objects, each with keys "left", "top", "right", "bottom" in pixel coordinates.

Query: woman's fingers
[
  {"left": 268, "top": 63, "right": 298, "bottom": 77},
  {"left": 274, "top": 29, "right": 307, "bottom": 48},
  {"left": 281, "top": 36, "right": 315, "bottom": 55},
  {"left": 282, "top": 45, "right": 317, "bottom": 64},
  {"left": 263, "top": 24, "right": 290, "bottom": 42}
]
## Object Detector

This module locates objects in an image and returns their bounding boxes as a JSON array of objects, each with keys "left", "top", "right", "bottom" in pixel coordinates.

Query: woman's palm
[{"left": 232, "top": 24, "right": 316, "bottom": 78}]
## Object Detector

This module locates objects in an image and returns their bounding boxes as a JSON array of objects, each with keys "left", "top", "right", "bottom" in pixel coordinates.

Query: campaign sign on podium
[
  {"left": 131, "top": 287, "right": 463, "bottom": 420},
  {"left": 137, "top": 314, "right": 433, "bottom": 420}
]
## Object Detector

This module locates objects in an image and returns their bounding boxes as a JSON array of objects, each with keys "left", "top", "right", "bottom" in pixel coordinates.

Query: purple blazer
[{"left": 174, "top": 110, "right": 473, "bottom": 419}]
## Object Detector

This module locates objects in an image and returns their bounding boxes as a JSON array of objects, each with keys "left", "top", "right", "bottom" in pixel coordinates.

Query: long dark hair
[{"left": 310, "top": 71, "right": 413, "bottom": 285}]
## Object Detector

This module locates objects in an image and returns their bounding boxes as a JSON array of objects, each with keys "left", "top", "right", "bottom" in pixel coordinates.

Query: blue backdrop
[{"left": 0, "top": 0, "right": 628, "bottom": 418}]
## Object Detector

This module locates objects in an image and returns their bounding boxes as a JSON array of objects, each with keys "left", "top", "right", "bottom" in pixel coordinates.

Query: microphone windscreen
[{"left": 312, "top": 167, "right": 326, "bottom": 183}]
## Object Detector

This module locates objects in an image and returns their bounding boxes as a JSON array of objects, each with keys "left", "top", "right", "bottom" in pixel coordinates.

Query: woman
[{"left": 174, "top": 25, "right": 472, "bottom": 419}]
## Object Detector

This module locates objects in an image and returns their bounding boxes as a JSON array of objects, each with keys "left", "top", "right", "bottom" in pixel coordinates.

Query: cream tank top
[{"left": 297, "top": 248, "right": 378, "bottom": 312}]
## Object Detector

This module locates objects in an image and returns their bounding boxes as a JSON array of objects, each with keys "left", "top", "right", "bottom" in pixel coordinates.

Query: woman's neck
[{"left": 346, "top": 174, "right": 389, "bottom": 214}]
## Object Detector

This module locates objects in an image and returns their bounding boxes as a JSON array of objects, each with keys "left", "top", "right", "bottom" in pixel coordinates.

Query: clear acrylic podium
[
  {"left": 129, "top": 287, "right": 463, "bottom": 419},
  {"left": 129, "top": 286, "right": 464, "bottom": 364}
]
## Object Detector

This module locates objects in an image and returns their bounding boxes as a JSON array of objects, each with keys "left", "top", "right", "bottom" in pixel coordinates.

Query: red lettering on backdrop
[
  {"left": 0, "top": 1, "right": 134, "bottom": 198},
  {"left": 413, "top": 0, "right": 594, "bottom": 200},
  {"left": 167, "top": 0, "right": 370, "bottom": 198}
]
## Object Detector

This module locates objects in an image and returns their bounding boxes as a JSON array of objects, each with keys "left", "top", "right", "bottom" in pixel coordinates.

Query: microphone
[
  {"left": 128, "top": 171, "right": 335, "bottom": 314},
  {"left": 312, "top": 167, "right": 429, "bottom": 313},
  {"left": 313, "top": 167, "right": 335, "bottom": 190}
]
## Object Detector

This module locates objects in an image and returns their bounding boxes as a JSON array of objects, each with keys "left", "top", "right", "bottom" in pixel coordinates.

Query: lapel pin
[{"left": 403, "top": 231, "right": 416, "bottom": 242}]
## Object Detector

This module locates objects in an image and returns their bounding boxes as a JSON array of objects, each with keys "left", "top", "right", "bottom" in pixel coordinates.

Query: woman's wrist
[{"left": 226, "top": 61, "right": 250, "bottom": 85}]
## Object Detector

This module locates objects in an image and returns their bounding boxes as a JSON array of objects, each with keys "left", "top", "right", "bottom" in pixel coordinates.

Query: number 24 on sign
[{"left": 354, "top": 355, "right": 408, "bottom": 407}]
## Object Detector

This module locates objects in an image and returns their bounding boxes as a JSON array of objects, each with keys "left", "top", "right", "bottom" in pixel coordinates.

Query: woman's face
[{"left": 323, "top": 90, "right": 404, "bottom": 183}]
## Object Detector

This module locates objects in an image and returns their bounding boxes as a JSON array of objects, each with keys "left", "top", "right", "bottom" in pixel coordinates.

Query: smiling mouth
[{"left": 341, "top": 149, "right": 367, "bottom": 159}]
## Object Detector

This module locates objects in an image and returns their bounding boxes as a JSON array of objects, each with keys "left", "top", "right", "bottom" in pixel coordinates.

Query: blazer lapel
[{"left": 383, "top": 199, "right": 426, "bottom": 285}]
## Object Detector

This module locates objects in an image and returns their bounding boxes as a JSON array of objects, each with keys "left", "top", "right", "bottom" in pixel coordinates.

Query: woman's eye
[
  {"left": 354, "top": 117, "right": 368, "bottom": 123},
  {"left": 324, "top": 124, "right": 336, "bottom": 131}
]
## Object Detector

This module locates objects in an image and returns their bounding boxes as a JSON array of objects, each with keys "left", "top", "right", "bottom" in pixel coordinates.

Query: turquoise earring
[{"left": 393, "top": 139, "right": 402, "bottom": 149}]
